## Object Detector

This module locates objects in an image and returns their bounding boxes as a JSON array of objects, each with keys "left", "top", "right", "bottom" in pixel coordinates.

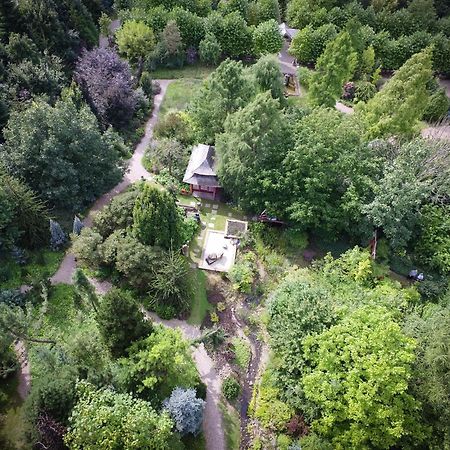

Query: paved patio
[{"left": 198, "top": 230, "right": 238, "bottom": 272}]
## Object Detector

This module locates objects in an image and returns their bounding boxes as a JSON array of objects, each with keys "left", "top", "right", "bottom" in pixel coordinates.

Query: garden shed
[{"left": 183, "top": 144, "right": 222, "bottom": 200}]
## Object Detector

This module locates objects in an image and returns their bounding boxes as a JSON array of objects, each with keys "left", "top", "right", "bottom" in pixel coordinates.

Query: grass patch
[
  {"left": 0, "top": 249, "right": 64, "bottom": 290},
  {"left": 158, "top": 79, "right": 203, "bottom": 119},
  {"left": 151, "top": 64, "right": 215, "bottom": 80},
  {"left": 188, "top": 269, "right": 212, "bottom": 326},
  {"left": 219, "top": 400, "right": 240, "bottom": 450},
  {"left": 28, "top": 283, "right": 98, "bottom": 379},
  {"left": 231, "top": 337, "right": 251, "bottom": 369}
]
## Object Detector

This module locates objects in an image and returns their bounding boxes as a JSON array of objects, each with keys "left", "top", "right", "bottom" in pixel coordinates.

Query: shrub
[
  {"left": 423, "top": 88, "right": 449, "bottom": 122},
  {"left": 133, "top": 184, "right": 185, "bottom": 249},
  {"left": 139, "top": 71, "right": 154, "bottom": 98},
  {"left": 222, "top": 376, "right": 240, "bottom": 400},
  {"left": 92, "top": 189, "right": 139, "bottom": 239},
  {"left": 96, "top": 288, "right": 153, "bottom": 357},
  {"left": 297, "top": 66, "right": 313, "bottom": 89},
  {"left": 72, "top": 228, "right": 104, "bottom": 268},
  {"left": 155, "top": 303, "right": 177, "bottom": 320},
  {"left": 253, "top": 19, "right": 283, "bottom": 56},
  {"left": 199, "top": 32, "right": 222, "bottom": 66},
  {"left": 416, "top": 205, "right": 450, "bottom": 274},
  {"left": 154, "top": 111, "right": 194, "bottom": 145},
  {"left": 250, "top": 370, "right": 294, "bottom": 431},
  {"left": 0, "top": 289, "right": 26, "bottom": 307},
  {"left": 341, "top": 81, "right": 355, "bottom": 101},
  {"left": 354, "top": 80, "right": 377, "bottom": 103},
  {"left": 232, "top": 337, "right": 251, "bottom": 368},
  {"left": 228, "top": 251, "right": 257, "bottom": 293},
  {"left": 163, "top": 387, "right": 205, "bottom": 436}
]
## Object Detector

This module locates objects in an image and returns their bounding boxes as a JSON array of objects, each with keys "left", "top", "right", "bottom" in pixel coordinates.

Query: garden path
[
  {"left": 17, "top": 79, "right": 226, "bottom": 450},
  {"left": 50, "top": 80, "right": 171, "bottom": 284}
]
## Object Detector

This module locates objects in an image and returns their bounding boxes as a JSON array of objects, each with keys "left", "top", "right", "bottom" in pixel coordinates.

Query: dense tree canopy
[
  {"left": 216, "top": 91, "right": 291, "bottom": 212},
  {"left": 190, "top": 59, "right": 253, "bottom": 142},
  {"left": 116, "top": 326, "right": 201, "bottom": 403},
  {"left": 96, "top": 288, "right": 153, "bottom": 357},
  {"left": 303, "top": 306, "right": 424, "bottom": 449},
  {"left": 75, "top": 47, "right": 138, "bottom": 129},
  {"left": 309, "top": 31, "right": 357, "bottom": 107},
  {"left": 132, "top": 183, "right": 184, "bottom": 249},
  {"left": 0, "top": 97, "right": 123, "bottom": 211},
  {"left": 65, "top": 381, "right": 176, "bottom": 450},
  {"left": 357, "top": 47, "right": 433, "bottom": 138}
]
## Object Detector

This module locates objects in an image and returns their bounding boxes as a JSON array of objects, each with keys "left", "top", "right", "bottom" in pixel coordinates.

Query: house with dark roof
[{"left": 183, "top": 144, "right": 222, "bottom": 200}]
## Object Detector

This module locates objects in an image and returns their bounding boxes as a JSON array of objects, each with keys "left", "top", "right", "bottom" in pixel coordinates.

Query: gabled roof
[
  {"left": 279, "top": 22, "right": 298, "bottom": 40},
  {"left": 183, "top": 144, "right": 221, "bottom": 187}
]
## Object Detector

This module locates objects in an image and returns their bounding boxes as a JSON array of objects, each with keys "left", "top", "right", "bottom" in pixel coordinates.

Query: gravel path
[
  {"left": 50, "top": 80, "right": 171, "bottom": 284},
  {"left": 16, "top": 79, "right": 226, "bottom": 450},
  {"left": 144, "top": 311, "right": 226, "bottom": 450}
]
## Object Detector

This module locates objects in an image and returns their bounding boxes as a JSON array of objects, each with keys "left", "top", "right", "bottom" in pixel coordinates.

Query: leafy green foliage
[
  {"left": 116, "top": 326, "right": 201, "bottom": 403},
  {"left": 168, "top": 7, "right": 205, "bottom": 48},
  {"left": 404, "top": 304, "right": 450, "bottom": 448},
  {"left": 250, "top": 370, "right": 294, "bottom": 431},
  {"left": 363, "top": 139, "right": 448, "bottom": 249},
  {"left": 416, "top": 205, "right": 450, "bottom": 274},
  {"left": 302, "top": 306, "right": 425, "bottom": 449},
  {"left": 190, "top": 58, "right": 253, "bottom": 142},
  {"left": 133, "top": 184, "right": 184, "bottom": 249},
  {"left": 92, "top": 189, "right": 140, "bottom": 239},
  {"left": 282, "top": 108, "right": 376, "bottom": 236},
  {"left": 116, "top": 20, "right": 155, "bottom": 66},
  {"left": 228, "top": 252, "right": 257, "bottom": 293},
  {"left": 251, "top": 55, "right": 285, "bottom": 101},
  {"left": 268, "top": 270, "right": 336, "bottom": 413},
  {"left": 309, "top": 31, "right": 357, "bottom": 107},
  {"left": 65, "top": 380, "right": 176, "bottom": 449},
  {"left": 146, "top": 139, "right": 188, "bottom": 179},
  {"left": 423, "top": 87, "right": 449, "bottom": 122},
  {"left": 199, "top": 32, "right": 221, "bottom": 65},
  {"left": 216, "top": 12, "right": 252, "bottom": 58},
  {"left": 102, "top": 230, "right": 163, "bottom": 291},
  {"left": 289, "top": 24, "right": 337, "bottom": 65},
  {"left": 358, "top": 47, "right": 433, "bottom": 139},
  {"left": 96, "top": 288, "right": 153, "bottom": 357},
  {"left": 1, "top": 97, "right": 122, "bottom": 211},
  {"left": 222, "top": 376, "right": 240, "bottom": 400},
  {"left": 216, "top": 91, "right": 290, "bottom": 211},
  {"left": 253, "top": 19, "right": 283, "bottom": 56}
]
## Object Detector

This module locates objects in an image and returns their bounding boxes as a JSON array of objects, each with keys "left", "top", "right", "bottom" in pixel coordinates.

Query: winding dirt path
[{"left": 16, "top": 80, "right": 226, "bottom": 450}]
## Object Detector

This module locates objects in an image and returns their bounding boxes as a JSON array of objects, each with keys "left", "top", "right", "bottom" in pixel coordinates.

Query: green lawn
[
  {"left": 28, "top": 283, "right": 98, "bottom": 379},
  {"left": 219, "top": 400, "right": 240, "bottom": 450},
  {"left": 151, "top": 64, "right": 215, "bottom": 80},
  {"left": 188, "top": 269, "right": 212, "bottom": 326},
  {"left": 0, "top": 249, "right": 64, "bottom": 290},
  {"left": 158, "top": 79, "right": 203, "bottom": 119}
]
